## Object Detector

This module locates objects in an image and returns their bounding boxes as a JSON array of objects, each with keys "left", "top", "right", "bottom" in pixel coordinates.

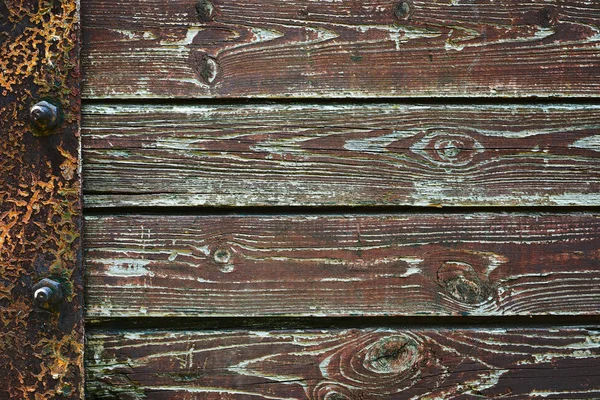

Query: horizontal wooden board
[
  {"left": 82, "top": 103, "right": 600, "bottom": 208},
  {"left": 87, "top": 327, "right": 600, "bottom": 399},
  {"left": 85, "top": 213, "right": 600, "bottom": 318},
  {"left": 81, "top": 0, "right": 600, "bottom": 98}
]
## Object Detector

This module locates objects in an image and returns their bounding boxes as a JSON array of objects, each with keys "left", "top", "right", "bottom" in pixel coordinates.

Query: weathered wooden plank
[
  {"left": 87, "top": 327, "right": 600, "bottom": 399},
  {"left": 85, "top": 213, "right": 600, "bottom": 318},
  {"left": 81, "top": 0, "right": 600, "bottom": 98},
  {"left": 82, "top": 103, "right": 600, "bottom": 208}
]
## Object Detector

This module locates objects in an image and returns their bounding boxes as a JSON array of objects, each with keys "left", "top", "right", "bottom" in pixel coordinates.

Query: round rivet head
[
  {"left": 30, "top": 101, "right": 60, "bottom": 132},
  {"left": 32, "top": 278, "right": 63, "bottom": 308}
]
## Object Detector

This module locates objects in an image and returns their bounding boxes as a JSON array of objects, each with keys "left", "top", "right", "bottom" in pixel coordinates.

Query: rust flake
[{"left": 0, "top": 0, "right": 83, "bottom": 398}]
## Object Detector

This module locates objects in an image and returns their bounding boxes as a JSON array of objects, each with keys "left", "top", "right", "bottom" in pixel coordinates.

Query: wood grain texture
[
  {"left": 81, "top": 0, "right": 600, "bottom": 98},
  {"left": 82, "top": 103, "right": 600, "bottom": 208},
  {"left": 87, "top": 327, "right": 600, "bottom": 399},
  {"left": 85, "top": 213, "right": 600, "bottom": 318}
]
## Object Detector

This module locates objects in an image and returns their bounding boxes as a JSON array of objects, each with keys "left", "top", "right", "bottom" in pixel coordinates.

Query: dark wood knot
[
  {"left": 213, "top": 248, "right": 234, "bottom": 272},
  {"left": 213, "top": 248, "right": 231, "bottom": 264},
  {"left": 196, "top": 0, "right": 215, "bottom": 21},
  {"left": 363, "top": 335, "right": 419, "bottom": 374},
  {"left": 190, "top": 52, "right": 219, "bottom": 85},
  {"left": 539, "top": 6, "right": 558, "bottom": 28},
  {"left": 437, "top": 261, "right": 491, "bottom": 304},
  {"left": 411, "top": 130, "right": 483, "bottom": 167},
  {"left": 315, "top": 332, "right": 424, "bottom": 396},
  {"left": 394, "top": 1, "right": 412, "bottom": 21}
]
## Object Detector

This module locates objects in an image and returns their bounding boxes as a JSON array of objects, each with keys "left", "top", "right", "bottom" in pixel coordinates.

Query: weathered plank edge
[
  {"left": 84, "top": 213, "right": 600, "bottom": 318},
  {"left": 82, "top": 102, "right": 600, "bottom": 208},
  {"left": 86, "top": 326, "right": 600, "bottom": 399}
]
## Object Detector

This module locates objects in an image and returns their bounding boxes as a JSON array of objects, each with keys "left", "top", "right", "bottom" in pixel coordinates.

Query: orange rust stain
[
  {"left": 58, "top": 145, "right": 77, "bottom": 181},
  {"left": 0, "top": 0, "right": 78, "bottom": 94},
  {"left": 0, "top": 0, "right": 82, "bottom": 398}
]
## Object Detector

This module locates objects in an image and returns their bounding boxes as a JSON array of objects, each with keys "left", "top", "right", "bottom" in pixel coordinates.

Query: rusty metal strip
[{"left": 0, "top": 0, "right": 83, "bottom": 398}]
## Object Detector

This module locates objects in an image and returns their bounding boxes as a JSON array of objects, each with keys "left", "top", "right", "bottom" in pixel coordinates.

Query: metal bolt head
[
  {"left": 32, "top": 278, "right": 63, "bottom": 307},
  {"left": 34, "top": 287, "right": 53, "bottom": 303},
  {"left": 30, "top": 101, "right": 60, "bottom": 132}
]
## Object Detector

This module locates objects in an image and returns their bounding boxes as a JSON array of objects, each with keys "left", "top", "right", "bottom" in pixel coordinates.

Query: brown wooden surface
[
  {"left": 81, "top": 0, "right": 600, "bottom": 396},
  {"left": 87, "top": 327, "right": 600, "bottom": 399},
  {"left": 83, "top": 103, "right": 600, "bottom": 208},
  {"left": 81, "top": 0, "right": 600, "bottom": 99},
  {"left": 85, "top": 213, "right": 600, "bottom": 318},
  {"left": 0, "top": 0, "right": 84, "bottom": 398}
]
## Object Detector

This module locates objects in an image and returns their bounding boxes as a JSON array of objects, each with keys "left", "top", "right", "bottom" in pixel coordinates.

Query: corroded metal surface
[{"left": 0, "top": 0, "right": 83, "bottom": 398}]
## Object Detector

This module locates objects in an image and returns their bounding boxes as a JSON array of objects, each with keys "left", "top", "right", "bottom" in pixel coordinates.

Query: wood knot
[
  {"left": 213, "top": 249, "right": 231, "bottom": 263},
  {"left": 363, "top": 335, "right": 419, "bottom": 374},
  {"left": 196, "top": 0, "right": 215, "bottom": 21},
  {"left": 191, "top": 52, "right": 219, "bottom": 85},
  {"left": 315, "top": 333, "right": 424, "bottom": 396},
  {"left": 539, "top": 6, "right": 558, "bottom": 28},
  {"left": 438, "top": 141, "right": 461, "bottom": 158},
  {"left": 437, "top": 261, "right": 490, "bottom": 304},
  {"left": 213, "top": 248, "right": 234, "bottom": 272},
  {"left": 394, "top": 1, "right": 411, "bottom": 21},
  {"left": 411, "top": 130, "right": 483, "bottom": 167},
  {"left": 297, "top": 7, "right": 309, "bottom": 17},
  {"left": 312, "top": 382, "right": 353, "bottom": 400}
]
